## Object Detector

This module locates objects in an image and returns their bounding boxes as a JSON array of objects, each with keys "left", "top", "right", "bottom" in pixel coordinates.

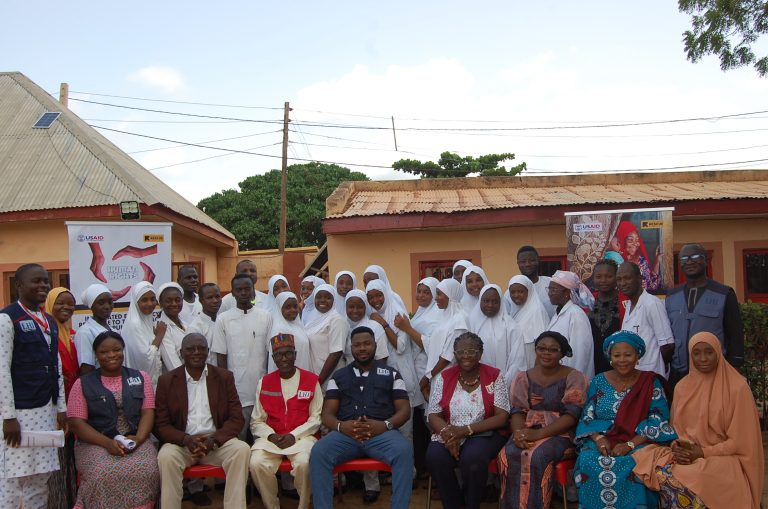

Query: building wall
[
  {"left": 216, "top": 247, "right": 319, "bottom": 294},
  {"left": 327, "top": 217, "right": 768, "bottom": 310},
  {"left": 0, "top": 218, "right": 229, "bottom": 306}
]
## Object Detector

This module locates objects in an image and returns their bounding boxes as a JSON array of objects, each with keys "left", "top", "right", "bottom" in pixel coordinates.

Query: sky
[{"left": 2, "top": 0, "right": 768, "bottom": 204}]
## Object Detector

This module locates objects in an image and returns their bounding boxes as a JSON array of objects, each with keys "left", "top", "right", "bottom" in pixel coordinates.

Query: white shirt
[
  {"left": 211, "top": 305, "right": 273, "bottom": 407},
  {"left": 547, "top": 300, "right": 595, "bottom": 380},
  {"left": 158, "top": 316, "right": 188, "bottom": 372},
  {"left": 75, "top": 318, "right": 108, "bottom": 367},
  {"left": 179, "top": 293, "right": 202, "bottom": 326},
  {"left": 187, "top": 313, "right": 218, "bottom": 366},
  {"left": 622, "top": 291, "right": 675, "bottom": 377},
  {"left": 218, "top": 291, "right": 267, "bottom": 316},
  {"left": 185, "top": 366, "right": 216, "bottom": 435},
  {"left": 307, "top": 313, "right": 348, "bottom": 376},
  {"left": 533, "top": 276, "right": 558, "bottom": 319}
]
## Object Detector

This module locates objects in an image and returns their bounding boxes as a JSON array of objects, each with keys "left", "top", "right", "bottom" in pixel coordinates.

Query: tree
[
  {"left": 392, "top": 151, "right": 526, "bottom": 178},
  {"left": 198, "top": 162, "right": 368, "bottom": 250},
  {"left": 679, "top": 0, "right": 768, "bottom": 76}
]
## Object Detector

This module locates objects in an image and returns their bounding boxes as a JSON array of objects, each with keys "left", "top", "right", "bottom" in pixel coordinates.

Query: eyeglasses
[
  {"left": 272, "top": 350, "right": 297, "bottom": 359},
  {"left": 535, "top": 346, "right": 561, "bottom": 354},
  {"left": 454, "top": 349, "right": 481, "bottom": 357},
  {"left": 679, "top": 254, "right": 706, "bottom": 263},
  {"left": 182, "top": 345, "right": 208, "bottom": 353}
]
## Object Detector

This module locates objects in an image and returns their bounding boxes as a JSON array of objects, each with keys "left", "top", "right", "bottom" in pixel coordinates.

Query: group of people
[{"left": 0, "top": 242, "right": 761, "bottom": 509}]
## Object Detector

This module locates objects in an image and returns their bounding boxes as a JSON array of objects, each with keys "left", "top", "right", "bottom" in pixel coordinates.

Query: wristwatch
[
  {"left": 384, "top": 420, "right": 394, "bottom": 430},
  {"left": 626, "top": 441, "right": 636, "bottom": 450}
]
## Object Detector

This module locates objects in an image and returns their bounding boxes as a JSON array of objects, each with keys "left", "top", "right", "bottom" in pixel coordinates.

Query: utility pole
[
  {"left": 279, "top": 101, "right": 290, "bottom": 254},
  {"left": 59, "top": 83, "right": 69, "bottom": 107}
]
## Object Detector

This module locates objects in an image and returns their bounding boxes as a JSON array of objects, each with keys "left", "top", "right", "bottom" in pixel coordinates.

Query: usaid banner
[
  {"left": 564, "top": 208, "right": 673, "bottom": 296},
  {"left": 66, "top": 221, "right": 172, "bottom": 310}
]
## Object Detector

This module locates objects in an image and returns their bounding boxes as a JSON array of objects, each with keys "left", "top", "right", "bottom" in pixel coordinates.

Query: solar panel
[{"left": 32, "top": 112, "right": 61, "bottom": 129}]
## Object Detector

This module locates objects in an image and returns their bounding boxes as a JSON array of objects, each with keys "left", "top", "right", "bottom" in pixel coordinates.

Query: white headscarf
[
  {"left": 507, "top": 275, "right": 549, "bottom": 344},
  {"left": 411, "top": 277, "right": 441, "bottom": 338},
  {"left": 81, "top": 283, "right": 111, "bottom": 308},
  {"left": 300, "top": 275, "right": 325, "bottom": 326},
  {"left": 267, "top": 291, "right": 310, "bottom": 371},
  {"left": 363, "top": 264, "right": 408, "bottom": 311},
  {"left": 343, "top": 289, "right": 387, "bottom": 362},
  {"left": 333, "top": 271, "right": 357, "bottom": 315},
  {"left": 366, "top": 279, "right": 407, "bottom": 334},
  {"left": 304, "top": 283, "right": 341, "bottom": 337},
  {"left": 262, "top": 274, "right": 290, "bottom": 313},
  {"left": 157, "top": 282, "right": 184, "bottom": 314},
  {"left": 460, "top": 265, "right": 489, "bottom": 314},
  {"left": 452, "top": 259, "right": 472, "bottom": 279},
  {"left": 551, "top": 270, "right": 595, "bottom": 308},
  {"left": 122, "top": 282, "right": 158, "bottom": 376},
  {"left": 425, "top": 278, "right": 469, "bottom": 375}
]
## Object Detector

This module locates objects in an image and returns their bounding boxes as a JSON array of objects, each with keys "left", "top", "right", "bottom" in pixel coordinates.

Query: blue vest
[
  {"left": 665, "top": 281, "right": 728, "bottom": 372},
  {"left": 333, "top": 362, "right": 397, "bottom": 422},
  {"left": 81, "top": 367, "right": 145, "bottom": 438},
  {"left": 1, "top": 302, "right": 59, "bottom": 409}
]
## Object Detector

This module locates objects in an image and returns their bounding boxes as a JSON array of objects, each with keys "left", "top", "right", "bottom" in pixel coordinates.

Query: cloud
[{"left": 128, "top": 66, "right": 185, "bottom": 94}]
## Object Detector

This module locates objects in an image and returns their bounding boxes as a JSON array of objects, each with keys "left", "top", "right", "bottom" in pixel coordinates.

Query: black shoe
[
  {"left": 283, "top": 488, "right": 300, "bottom": 500},
  {"left": 363, "top": 490, "right": 380, "bottom": 504},
  {"left": 188, "top": 491, "right": 213, "bottom": 506}
]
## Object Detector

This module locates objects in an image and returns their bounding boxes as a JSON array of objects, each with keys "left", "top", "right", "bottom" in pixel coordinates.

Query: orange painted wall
[{"left": 327, "top": 217, "right": 768, "bottom": 310}]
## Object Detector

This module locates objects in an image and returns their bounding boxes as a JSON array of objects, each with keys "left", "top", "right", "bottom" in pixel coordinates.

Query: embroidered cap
[{"left": 270, "top": 333, "right": 295, "bottom": 351}]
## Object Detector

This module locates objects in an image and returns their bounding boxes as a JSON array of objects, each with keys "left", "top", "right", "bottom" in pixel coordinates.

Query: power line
[
  {"left": 147, "top": 141, "right": 284, "bottom": 170},
  {"left": 69, "top": 91, "right": 282, "bottom": 109},
  {"left": 128, "top": 129, "right": 283, "bottom": 154}
]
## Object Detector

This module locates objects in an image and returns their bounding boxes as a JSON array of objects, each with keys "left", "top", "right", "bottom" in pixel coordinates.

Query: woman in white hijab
[
  {"left": 342, "top": 289, "right": 389, "bottom": 365},
  {"left": 507, "top": 275, "right": 550, "bottom": 368},
  {"left": 304, "top": 283, "right": 348, "bottom": 387},
  {"left": 366, "top": 280, "right": 424, "bottom": 414},
  {"left": 421, "top": 278, "right": 468, "bottom": 398},
  {"left": 261, "top": 274, "right": 290, "bottom": 313},
  {"left": 267, "top": 291, "right": 311, "bottom": 373},
  {"left": 333, "top": 271, "right": 357, "bottom": 316},
  {"left": 467, "top": 284, "right": 527, "bottom": 384},
  {"left": 122, "top": 281, "right": 164, "bottom": 386},
  {"left": 156, "top": 282, "right": 188, "bottom": 372},
  {"left": 460, "top": 265, "right": 489, "bottom": 314},
  {"left": 395, "top": 277, "right": 441, "bottom": 382},
  {"left": 362, "top": 264, "right": 408, "bottom": 311},
  {"left": 300, "top": 275, "right": 325, "bottom": 326},
  {"left": 452, "top": 259, "right": 472, "bottom": 283}
]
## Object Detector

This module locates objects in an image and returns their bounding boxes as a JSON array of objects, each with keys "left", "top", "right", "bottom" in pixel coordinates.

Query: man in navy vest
[
  {"left": 309, "top": 326, "right": 412, "bottom": 509},
  {"left": 249, "top": 333, "right": 322, "bottom": 509},
  {"left": 666, "top": 243, "right": 744, "bottom": 384},
  {"left": 0, "top": 264, "right": 66, "bottom": 509}
]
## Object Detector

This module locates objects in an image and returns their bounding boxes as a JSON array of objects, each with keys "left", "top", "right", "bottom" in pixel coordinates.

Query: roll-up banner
[
  {"left": 565, "top": 208, "right": 673, "bottom": 296},
  {"left": 66, "top": 221, "right": 172, "bottom": 331}
]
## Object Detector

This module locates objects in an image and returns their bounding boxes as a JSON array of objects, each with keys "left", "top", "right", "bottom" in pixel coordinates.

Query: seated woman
[
  {"left": 499, "top": 331, "right": 588, "bottom": 509},
  {"left": 632, "top": 332, "right": 764, "bottom": 509},
  {"left": 425, "top": 332, "right": 510, "bottom": 509},
  {"left": 67, "top": 331, "right": 159, "bottom": 508},
  {"left": 574, "top": 330, "right": 676, "bottom": 509}
]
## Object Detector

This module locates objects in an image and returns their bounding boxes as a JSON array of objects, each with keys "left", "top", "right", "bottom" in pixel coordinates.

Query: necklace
[
  {"left": 459, "top": 373, "right": 479, "bottom": 386},
  {"left": 613, "top": 373, "right": 638, "bottom": 393}
]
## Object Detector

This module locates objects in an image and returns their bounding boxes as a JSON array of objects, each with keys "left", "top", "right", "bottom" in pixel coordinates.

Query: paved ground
[{"left": 184, "top": 432, "right": 768, "bottom": 508}]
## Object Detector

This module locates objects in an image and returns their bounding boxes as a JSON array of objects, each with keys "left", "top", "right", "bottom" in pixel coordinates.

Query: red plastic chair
[
  {"left": 555, "top": 457, "right": 577, "bottom": 509},
  {"left": 182, "top": 463, "right": 227, "bottom": 480},
  {"left": 332, "top": 458, "right": 392, "bottom": 503}
]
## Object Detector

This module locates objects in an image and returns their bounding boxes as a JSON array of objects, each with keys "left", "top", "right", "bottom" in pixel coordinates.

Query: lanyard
[{"left": 19, "top": 302, "right": 51, "bottom": 336}]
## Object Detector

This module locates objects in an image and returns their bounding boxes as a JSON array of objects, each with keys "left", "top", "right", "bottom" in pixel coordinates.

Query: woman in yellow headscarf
[
  {"left": 44, "top": 287, "right": 79, "bottom": 509},
  {"left": 633, "top": 332, "right": 764, "bottom": 508}
]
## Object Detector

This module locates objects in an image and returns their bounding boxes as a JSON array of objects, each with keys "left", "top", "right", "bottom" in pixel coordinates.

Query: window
[
  {"left": 171, "top": 261, "right": 204, "bottom": 282},
  {"left": 418, "top": 260, "right": 471, "bottom": 281},
  {"left": 673, "top": 251, "right": 713, "bottom": 285},
  {"left": 744, "top": 249, "right": 768, "bottom": 303},
  {"left": 5, "top": 270, "right": 69, "bottom": 305},
  {"left": 539, "top": 256, "right": 566, "bottom": 277}
]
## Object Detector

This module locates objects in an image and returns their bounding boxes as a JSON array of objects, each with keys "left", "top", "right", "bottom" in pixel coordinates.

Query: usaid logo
[
  {"left": 19, "top": 320, "right": 37, "bottom": 333},
  {"left": 297, "top": 390, "right": 312, "bottom": 399},
  {"left": 376, "top": 367, "right": 390, "bottom": 376},
  {"left": 126, "top": 377, "right": 143, "bottom": 386},
  {"left": 77, "top": 234, "right": 105, "bottom": 242}
]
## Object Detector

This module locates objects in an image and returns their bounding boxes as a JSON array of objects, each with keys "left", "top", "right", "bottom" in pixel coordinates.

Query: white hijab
[
  {"left": 363, "top": 264, "right": 408, "bottom": 311},
  {"left": 267, "top": 291, "right": 310, "bottom": 371},
  {"left": 122, "top": 282, "right": 156, "bottom": 372},
  {"left": 411, "top": 277, "right": 441, "bottom": 339},
  {"left": 460, "top": 265, "right": 489, "bottom": 314},
  {"left": 426, "top": 278, "right": 468, "bottom": 373},
  {"left": 81, "top": 283, "right": 110, "bottom": 308},
  {"left": 304, "top": 283, "right": 341, "bottom": 337},
  {"left": 365, "top": 279, "right": 406, "bottom": 335},
  {"left": 343, "top": 289, "right": 387, "bottom": 361},
  {"left": 300, "top": 275, "right": 325, "bottom": 326},
  {"left": 507, "top": 275, "right": 549, "bottom": 344},
  {"left": 333, "top": 271, "right": 357, "bottom": 315},
  {"left": 261, "top": 274, "right": 290, "bottom": 313}
]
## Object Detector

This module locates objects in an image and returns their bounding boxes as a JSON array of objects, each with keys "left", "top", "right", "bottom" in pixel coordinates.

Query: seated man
[
  {"left": 309, "top": 326, "right": 413, "bottom": 509},
  {"left": 249, "top": 333, "right": 323, "bottom": 509},
  {"left": 154, "top": 333, "right": 250, "bottom": 509}
]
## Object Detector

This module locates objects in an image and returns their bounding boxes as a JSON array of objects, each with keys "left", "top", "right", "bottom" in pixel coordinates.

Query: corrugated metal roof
[
  {"left": 327, "top": 170, "right": 768, "bottom": 218},
  {"left": 0, "top": 72, "right": 234, "bottom": 239}
]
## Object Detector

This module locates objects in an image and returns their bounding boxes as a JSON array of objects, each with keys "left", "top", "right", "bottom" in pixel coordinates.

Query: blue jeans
[{"left": 309, "top": 430, "right": 413, "bottom": 509}]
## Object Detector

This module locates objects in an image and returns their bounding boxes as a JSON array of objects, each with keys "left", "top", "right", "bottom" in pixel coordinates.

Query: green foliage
[
  {"left": 392, "top": 151, "right": 526, "bottom": 178},
  {"left": 741, "top": 301, "right": 768, "bottom": 422},
  {"left": 679, "top": 0, "right": 768, "bottom": 76},
  {"left": 197, "top": 162, "right": 368, "bottom": 250}
]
